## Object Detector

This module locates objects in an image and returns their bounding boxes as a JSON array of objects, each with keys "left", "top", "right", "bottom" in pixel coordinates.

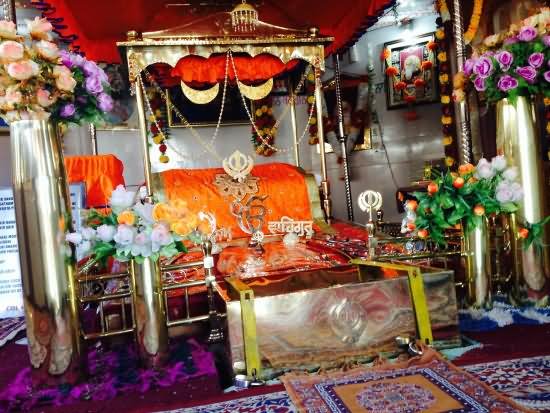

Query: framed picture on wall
[
  {"left": 166, "top": 84, "right": 252, "bottom": 127},
  {"left": 384, "top": 32, "right": 438, "bottom": 109}
]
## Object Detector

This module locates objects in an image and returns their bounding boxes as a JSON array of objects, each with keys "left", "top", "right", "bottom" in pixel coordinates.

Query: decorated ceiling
[{"left": 31, "top": 0, "right": 395, "bottom": 63}]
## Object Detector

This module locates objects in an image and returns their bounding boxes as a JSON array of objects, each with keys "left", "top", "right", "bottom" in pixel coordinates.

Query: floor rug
[
  {"left": 464, "top": 355, "right": 550, "bottom": 412},
  {"left": 0, "top": 317, "right": 25, "bottom": 348},
  {"left": 281, "top": 348, "right": 532, "bottom": 412}
]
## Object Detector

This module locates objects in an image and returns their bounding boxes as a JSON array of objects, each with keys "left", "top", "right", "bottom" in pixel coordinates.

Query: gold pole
[
  {"left": 289, "top": 79, "right": 300, "bottom": 168},
  {"left": 131, "top": 258, "right": 169, "bottom": 367},
  {"left": 314, "top": 64, "right": 331, "bottom": 221},
  {"left": 135, "top": 72, "right": 154, "bottom": 197},
  {"left": 89, "top": 123, "right": 98, "bottom": 155},
  {"left": 496, "top": 97, "right": 549, "bottom": 292},
  {"left": 464, "top": 217, "right": 492, "bottom": 308},
  {"left": 10, "top": 120, "right": 80, "bottom": 386}
]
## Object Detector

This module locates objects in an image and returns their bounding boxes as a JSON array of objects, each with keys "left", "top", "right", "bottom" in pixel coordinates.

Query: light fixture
[{"left": 231, "top": 0, "right": 259, "bottom": 32}]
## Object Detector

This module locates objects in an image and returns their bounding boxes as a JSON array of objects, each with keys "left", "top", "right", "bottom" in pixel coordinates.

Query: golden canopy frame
[{"left": 116, "top": 9, "right": 334, "bottom": 366}]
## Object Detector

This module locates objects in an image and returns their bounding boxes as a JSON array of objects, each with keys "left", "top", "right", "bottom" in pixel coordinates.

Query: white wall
[{"left": 315, "top": 14, "right": 444, "bottom": 223}]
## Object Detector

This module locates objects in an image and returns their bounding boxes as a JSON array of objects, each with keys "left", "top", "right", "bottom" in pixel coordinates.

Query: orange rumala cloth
[
  {"left": 161, "top": 163, "right": 313, "bottom": 239},
  {"left": 64, "top": 155, "right": 125, "bottom": 208}
]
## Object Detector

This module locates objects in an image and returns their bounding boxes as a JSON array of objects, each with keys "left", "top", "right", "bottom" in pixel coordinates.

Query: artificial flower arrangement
[
  {"left": 66, "top": 185, "right": 201, "bottom": 268},
  {"left": 454, "top": 11, "right": 550, "bottom": 105},
  {"left": 252, "top": 97, "right": 276, "bottom": 156},
  {"left": 0, "top": 17, "right": 113, "bottom": 124},
  {"left": 408, "top": 156, "right": 523, "bottom": 246}
]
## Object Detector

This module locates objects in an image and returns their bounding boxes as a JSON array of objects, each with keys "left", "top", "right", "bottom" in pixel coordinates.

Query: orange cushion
[
  {"left": 161, "top": 163, "right": 313, "bottom": 239},
  {"left": 64, "top": 155, "right": 125, "bottom": 208}
]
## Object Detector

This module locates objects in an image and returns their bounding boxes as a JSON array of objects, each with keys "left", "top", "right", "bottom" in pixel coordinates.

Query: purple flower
[
  {"left": 82, "top": 60, "right": 99, "bottom": 77},
  {"left": 96, "top": 67, "right": 108, "bottom": 83},
  {"left": 516, "top": 66, "right": 537, "bottom": 83},
  {"left": 60, "top": 50, "right": 74, "bottom": 68},
  {"left": 528, "top": 52, "right": 544, "bottom": 68},
  {"left": 85, "top": 75, "right": 103, "bottom": 95},
  {"left": 544, "top": 71, "right": 550, "bottom": 82},
  {"left": 60, "top": 103, "right": 75, "bottom": 118},
  {"left": 544, "top": 35, "right": 550, "bottom": 47},
  {"left": 503, "top": 36, "right": 518, "bottom": 45},
  {"left": 495, "top": 51, "right": 513, "bottom": 71},
  {"left": 474, "top": 76, "right": 486, "bottom": 91},
  {"left": 463, "top": 58, "right": 475, "bottom": 76},
  {"left": 473, "top": 56, "right": 494, "bottom": 78},
  {"left": 497, "top": 74, "right": 518, "bottom": 92},
  {"left": 518, "top": 26, "right": 537, "bottom": 42},
  {"left": 97, "top": 93, "right": 113, "bottom": 112}
]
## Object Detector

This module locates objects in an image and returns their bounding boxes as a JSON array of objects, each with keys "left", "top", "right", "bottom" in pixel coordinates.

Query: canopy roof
[{"left": 32, "top": 0, "right": 395, "bottom": 63}]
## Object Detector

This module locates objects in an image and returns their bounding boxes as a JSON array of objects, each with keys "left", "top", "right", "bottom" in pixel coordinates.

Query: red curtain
[{"left": 32, "top": 0, "right": 394, "bottom": 64}]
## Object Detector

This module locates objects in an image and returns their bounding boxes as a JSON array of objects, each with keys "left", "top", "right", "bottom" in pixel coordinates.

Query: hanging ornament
[
  {"left": 237, "top": 78, "right": 273, "bottom": 101},
  {"left": 180, "top": 81, "right": 220, "bottom": 105},
  {"left": 251, "top": 97, "right": 277, "bottom": 156},
  {"left": 231, "top": 1, "right": 259, "bottom": 33}
]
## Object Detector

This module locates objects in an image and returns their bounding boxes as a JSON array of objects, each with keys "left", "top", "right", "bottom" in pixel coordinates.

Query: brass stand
[
  {"left": 463, "top": 217, "right": 492, "bottom": 308},
  {"left": 201, "top": 239, "right": 224, "bottom": 343},
  {"left": 10, "top": 120, "right": 80, "bottom": 386}
]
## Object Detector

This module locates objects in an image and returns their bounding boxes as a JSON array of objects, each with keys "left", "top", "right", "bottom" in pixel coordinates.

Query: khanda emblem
[
  {"left": 223, "top": 150, "right": 254, "bottom": 183},
  {"left": 358, "top": 190, "right": 383, "bottom": 222},
  {"left": 231, "top": 195, "right": 268, "bottom": 235}
]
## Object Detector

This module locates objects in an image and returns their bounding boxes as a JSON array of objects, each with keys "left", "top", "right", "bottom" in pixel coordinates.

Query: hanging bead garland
[
  {"left": 251, "top": 97, "right": 277, "bottom": 156},
  {"left": 146, "top": 86, "right": 171, "bottom": 164}
]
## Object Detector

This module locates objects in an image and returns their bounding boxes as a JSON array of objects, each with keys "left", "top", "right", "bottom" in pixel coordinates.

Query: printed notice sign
[
  {"left": 0, "top": 184, "right": 86, "bottom": 318},
  {"left": 0, "top": 187, "right": 23, "bottom": 318}
]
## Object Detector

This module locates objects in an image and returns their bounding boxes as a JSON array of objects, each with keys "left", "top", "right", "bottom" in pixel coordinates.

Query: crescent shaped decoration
[
  {"left": 237, "top": 78, "right": 273, "bottom": 101},
  {"left": 180, "top": 81, "right": 220, "bottom": 105}
]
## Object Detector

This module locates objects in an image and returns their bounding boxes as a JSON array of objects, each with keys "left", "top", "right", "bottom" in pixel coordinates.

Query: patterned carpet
[{"left": 160, "top": 355, "right": 550, "bottom": 413}]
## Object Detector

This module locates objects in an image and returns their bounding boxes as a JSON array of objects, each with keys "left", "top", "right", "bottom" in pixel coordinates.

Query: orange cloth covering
[
  {"left": 160, "top": 163, "right": 313, "bottom": 239},
  {"left": 64, "top": 155, "right": 126, "bottom": 208}
]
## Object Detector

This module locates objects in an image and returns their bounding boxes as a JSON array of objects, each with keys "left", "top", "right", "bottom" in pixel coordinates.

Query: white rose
[
  {"left": 475, "top": 158, "right": 495, "bottom": 179},
  {"left": 76, "top": 240, "right": 92, "bottom": 261},
  {"left": 26, "top": 17, "right": 53, "bottom": 40},
  {"left": 0, "top": 21, "right": 17, "bottom": 39},
  {"left": 503, "top": 166, "right": 519, "bottom": 182},
  {"left": 96, "top": 224, "right": 116, "bottom": 242},
  {"left": 491, "top": 155, "right": 507, "bottom": 172},
  {"left": 110, "top": 185, "right": 136, "bottom": 214},
  {"left": 53, "top": 65, "right": 71, "bottom": 78},
  {"left": 66, "top": 232, "right": 83, "bottom": 245},
  {"left": 34, "top": 40, "right": 59, "bottom": 61},
  {"left": 81, "top": 227, "right": 96, "bottom": 241},
  {"left": 113, "top": 224, "right": 136, "bottom": 246}
]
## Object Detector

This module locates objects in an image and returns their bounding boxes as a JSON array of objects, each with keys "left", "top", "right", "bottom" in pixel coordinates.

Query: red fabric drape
[
  {"left": 171, "top": 55, "right": 299, "bottom": 84},
  {"left": 31, "top": 0, "right": 395, "bottom": 64}
]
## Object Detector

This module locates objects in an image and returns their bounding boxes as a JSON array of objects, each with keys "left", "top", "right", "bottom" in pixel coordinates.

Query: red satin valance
[
  {"left": 171, "top": 54, "right": 299, "bottom": 85},
  {"left": 31, "top": 0, "right": 395, "bottom": 64}
]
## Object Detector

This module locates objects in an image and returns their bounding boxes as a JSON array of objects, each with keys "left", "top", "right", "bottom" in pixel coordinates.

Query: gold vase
[
  {"left": 10, "top": 119, "right": 80, "bottom": 386},
  {"left": 131, "top": 257, "right": 168, "bottom": 367},
  {"left": 496, "top": 97, "right": 549, "bottom": 293},
  {"left": 464, "top": 218, "right": 492, "bottom": 308}
]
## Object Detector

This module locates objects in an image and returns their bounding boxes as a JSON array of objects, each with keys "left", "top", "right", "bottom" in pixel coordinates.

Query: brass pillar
[
  {"left": 135, "top": 72, "right": 154, "bottom": 196},
  {"left": 314, "top": 64, "right": 331, "bottom": 221},
  {"left": 496, "top": 97, "right": 549, "bottom": 292},
  {"left": 464, "top": 218, "right": 492, "bottom": 308},
  {"left": 289, "top": 79, "right": 300, "bottom": 167},
  {"left": 10, "top": 120, "right": 80, "bottom": 386},
  {"left": 131, "top": 258, "right": 169, "bottom": 367}
]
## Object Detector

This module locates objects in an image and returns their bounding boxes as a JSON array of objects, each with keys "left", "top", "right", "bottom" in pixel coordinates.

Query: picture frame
[
  {"left": 166, "top": 83, "right": 252, "bottom": 128},
  {"left": 384, "top": 32, "right": 438, "bottom": 110}
]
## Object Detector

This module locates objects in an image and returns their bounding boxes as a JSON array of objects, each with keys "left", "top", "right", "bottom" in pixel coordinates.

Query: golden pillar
[
  {"left": 314, "top": 64, "right": 331, "bottom": 221},
  {"left": 131, "top": 255, "right": 169, "bottom": 367},
  {"left": 496, "top": 97, "right": 549, "bottom": 293},
  {"left": 10, "top": 120, "right": 80, "bottom": 386},
  {"left": 463, "top": 218, "right": 492, "bottom": 308}
]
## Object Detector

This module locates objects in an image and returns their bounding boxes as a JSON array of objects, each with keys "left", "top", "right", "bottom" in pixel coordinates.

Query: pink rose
[
  {"left": 497, "top": 75, "right": 518, "bottom": 92},
  {"left": 6, "top": 60, "right": 39, "bottom": 80},
  {"left": 463, "top": 58, "right": 475, "bottom": 76},
  {"left": 36, "top": 88, "right": 56, "bottom": 107},
  {"left": 517, "top": 25, "right": 537, "bottom": 42},
  {"left": 0, "top": 21, "right": 17, "bottom": 39},
  {"left": 495, "top": 51, "right": 513, "bottom": 71},
  {"left": 0, "top": 40, "right": 23, "bottom": 62},
  {"left": 53, "top": 65, "right": 71, "bottom": 78},
  {"left": 0, "top": 85, "right": 21, "bottom": 110},
  {"left": 473, "top": 56, "right": 494, "bottom": 78},
  {"left": 26, "top": 17, "right": 53, "bottom": 40},
  {"left": 34, "top": 40, "right": 59, "bottom": 61},
  {"left": 55, "top": 74, "right": 77, "bottom": 92},
  {"left": 528, "top": 52, "right": 544, "bottom": 68},
  {"left": 474, "top": 76, "right": 486, "bottom": 91},
  {"left": 516, "top": 66, "right": 537, "bottom": 83}
]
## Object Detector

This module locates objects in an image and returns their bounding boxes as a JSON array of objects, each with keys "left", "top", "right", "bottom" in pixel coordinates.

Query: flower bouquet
[
  {"left": 456, "top": 21, "right": 550, "bottom": 104},
  {"left": 66, "top": 185, "right": 202, "bottom": 269},
  {"left": 0, "top": 17, "right": 112, "bottom": 124},
  {"left": 410, "top": 156, "right": 522, "bottom": 246}
]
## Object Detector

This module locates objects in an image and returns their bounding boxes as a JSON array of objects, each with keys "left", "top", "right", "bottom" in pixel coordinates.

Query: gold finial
[{"left": 231, "top": 1, "right": 258, "bottom": 33}]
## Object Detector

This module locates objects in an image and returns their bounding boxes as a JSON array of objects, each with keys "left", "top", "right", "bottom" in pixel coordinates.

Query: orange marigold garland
[
  {"left": 252, "top": 96, "right": 276, "bottom": 156},
  {"left": 433, "top": 9, "right": 458, "bottom": 167},
  {"left": 464, "top": 0, "right": 483, "bottom": 45}
]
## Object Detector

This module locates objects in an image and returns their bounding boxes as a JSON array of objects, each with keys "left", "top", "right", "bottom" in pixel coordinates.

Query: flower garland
[
  {"left": 306, "top": 72, "right": 322, "bottom": 144},
  {"left": 432, "top": 9, "right": 458, "bottom": 168},
  {"left": 146, "top": 87, "right": 171, "bottom": 164},
  {"left": 464, "top": 0, "right": 483, "bottom": 45},
  {"left": 251, "top": 97, "right": 276, "bottom": 156}
]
